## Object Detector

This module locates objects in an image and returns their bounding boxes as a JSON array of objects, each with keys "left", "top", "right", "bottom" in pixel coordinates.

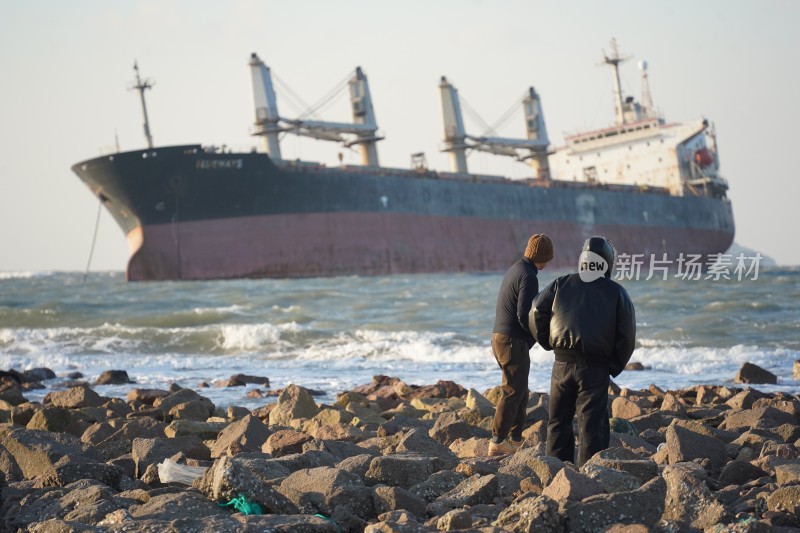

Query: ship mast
[
  {"left": 439, "top": 76, "right": 469, "bottom": 173},
  {"left": 249, "top": 53, "right": 283, "bottom": 160},
  {"left": 602, "top": 38, "right": 629, "bottom": 126},
  {"left": 639, "top": 60, "right": 656, "bottom": 119},
  {"left": 128, "top": 62, "right": 154, "bottom": 149}
]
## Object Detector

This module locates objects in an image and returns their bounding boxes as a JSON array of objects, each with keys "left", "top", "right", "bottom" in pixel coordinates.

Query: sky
[{"left": 1, "top": 0, "right": 798, "bottom": 272}]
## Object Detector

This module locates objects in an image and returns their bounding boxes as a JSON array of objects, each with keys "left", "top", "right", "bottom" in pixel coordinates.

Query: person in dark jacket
[
  {"left": 530, "top": 236, "right": 636, "bottom": 466},
  {"left": 489, "top": 233, "right": 554, "bottom": 456}
]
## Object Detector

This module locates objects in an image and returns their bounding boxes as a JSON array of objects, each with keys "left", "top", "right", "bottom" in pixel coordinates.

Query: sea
[{"left": 1, "top": 268, "right": 798, "bottom": 409}]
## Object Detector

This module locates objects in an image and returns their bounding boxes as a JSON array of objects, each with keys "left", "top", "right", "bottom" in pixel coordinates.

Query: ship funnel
[
  {"left": 249, "top": 53, "right": 282, "bottom": 160},
  {"left": 439, "top": 76, "right": 469, "bottom": 174}
]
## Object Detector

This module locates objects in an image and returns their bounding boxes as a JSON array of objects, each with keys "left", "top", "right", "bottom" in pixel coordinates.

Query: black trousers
[
  {"left": 491, "top": 333, "right": 530, "bottom": 441},
  {"left": 546, "top": 360, "right": 610, "bottom": 467}
]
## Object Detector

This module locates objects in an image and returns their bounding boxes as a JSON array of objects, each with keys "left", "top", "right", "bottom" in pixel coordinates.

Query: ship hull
[{"left": 73, "top": 145, "right": 735, "bottom": 281}]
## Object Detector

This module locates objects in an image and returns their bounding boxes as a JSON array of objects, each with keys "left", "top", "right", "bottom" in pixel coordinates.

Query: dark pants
[
  {"left": 491, "top": 333, "right": 530, "bottom": 441},
  {"left": 546, "top": 360, "right": 610, "bottom": 467}
]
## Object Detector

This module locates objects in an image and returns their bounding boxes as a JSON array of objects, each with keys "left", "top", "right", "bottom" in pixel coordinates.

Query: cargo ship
[{"left": 72, "top": 40, "right": 734, "bottom": 281}]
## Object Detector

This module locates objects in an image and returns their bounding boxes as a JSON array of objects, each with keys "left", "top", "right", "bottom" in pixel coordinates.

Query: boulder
[
  {"left": 26, "top": 407, "right": 82, "bottom": 436},
  {"left": 428, "top": 412, "right": 475, "bottom": 446},
  {"left": 583, "top": 456, "right": 658, "bottom": 485},
  {"left": 263, "top": 429, "right": 312, "bottom": 457},
  {"left": 542, "top": 467, "right": 604, "bottom": 501},
  {"left": 155, "top": 389, "right": 215, "bottom": 418},
  {"left": 719, "top": 406, "right": 797, "bottom": 431},
  {"left": 662, "top": 462, "right": 729, "bottom": 528},
  {"left": 211, "top": 414, "right": 271, "bottom": 458},
  {"left": 95, "top": 370, "right": 133, "bottom": 385},
  {"left": 660, "top": 393, "right": 688, "bottom": 416},
  {"left": 717, "top": 460, "right": 769, "bottom": 486},
  {"left": 611, "top": 397, "right": 646, "bottom": 419},
  {"left": 436, "top": 508, "right": 473, "bottom": 530},
  {"left": 665, "top": 424, "right": 728, "bottom": 469},
  {"left": 22, "top": 368, "right": 56, "bottom": 382},
  {"left": 38, "top": 454, "right": 123, "bottom": 489},
  {"left": 734, "top": 362, "right": 777, "bottom": 385},
  {"left": 366, "top": 453, "right": 435, "bottom": 489},
  {"left": 409, "top": 470, "right": 465, "bottom": 503},
  {"left": 0, "top": 427, "right": 99, "bottom": 480},
  {"left": 580, "top": 463, "right": 640, "bottom": 493},
  {"left": 131, "top": 437, "right": 181, "bottom": 478},
  {"left": 168, "top": 400, "right": 213, "bottom": 421},
  {"left": 126, "top": 388, "right": 169, "bottom": 405},
  {"left": 235, "top": 514, "right": 338, "bottom": 532},
  {"left": 393, "top": 428, "right": 458, "bottom": 469},
  {"left": 428, "top": 473, "right": 498, "bottom": 515},
  {"left": 302, "top": 439, "right": 379, "bottom": 462},
  {"left": 164, "top": 420, "right": 227, "bottom": 440},
  {"left": 46, "top": 386, "right": 104, "bottom": 409},
  {"left": 794, "top": 360, "right": 800, "bottom": 381},
  {"left": 766, "top": 485, "right": 800, "bottom": 516},
  {"left": 495, "top": 494, "right": 563, "bottom": 532},
  {"left": 775, "top": 463, "right": 800, "bottom": 486},
  {"left": 278, "top": 466, "right": 374, "bottom": 519},
  {"left": 373, "top": 485, "right": 427, "bottom": 517},
  {"left": 505, "top": 449, "right": 563, "bottom": 487},
  {"left": 194, "top": 455, "right": 298, "bottom": 514},
  {"left": 561, "top": 477, "right": 666, "bottom": 532},
  {"left": 269, "top": 385, "right": 321, "bottom": 425},
  {"left": 464, "top": 389, "right": 496, "bottom": 418},
  {"left": 128, "top": 490, "right": 230, "bottom": 521},
  {"left": 8, "top": 479, "right": 119, "bottom": 529}
]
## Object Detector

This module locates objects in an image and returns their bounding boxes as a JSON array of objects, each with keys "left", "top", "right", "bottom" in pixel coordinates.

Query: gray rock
[
  {"left": 735, "top": 362, "right": 777, "bottom": 385},
  {"left": 25, "top": 407, "right": 82, "bottom": 436},
  {"left": 428, "top": 473, "right": 498, "bottom": 515},
  {"left": 775, "top": 463, "right": 800, "bottom": 486},
  {"left": 394, "top": 428, "right": 459, "bottom": 470},
  {"left": 562, "top": 477, "right": 666, "bottom": 532},
  {"left": 131, "top": 437, "right": 181, "bottom": 479},
  {"left": 766, "top": 485, "right": 800, "bottom": 516},
  {"left": 583, "top": 456, "right": 658, "bottom": 485},
  {"left": 269, "top": 384, "right": 321, "bottom": 425},
  {"left": 580, "top": 462, "right": 641, "bottom": 493},
  {"left": 210, "top": 414, "right": 271, "bottom": 458},
  {"left": 9, "top": 479, "right": 118, "bottom": 530},
  {"left": 268, "top": 450, "right": 337, "bottom": 472},
  {"left": 542, "top": 467, "right": 604, "bottom": 501},
  {"left": 665, "top": 424, "right": 728, "bottom": 469},
  {"left": 164, "top": 420, "right": 227, "bottom": 440},
  {"left": 373, "top": 485, "right": 427, "bottom": 517},
  {"left": 717, "top": 460, "right": 769, "bottom": 486},
  {"left": 22, "top": 368, "right": 56, "bottom": 382},
  {"left": 409, "top": 470, "right": 465, "bottom": 503},
  {"left": 0, "top": 427, "right": 99, "bottom": 480},
  {"left": 278, "top": 466, "right": 375, "bottom": 519},
  {"left": 194, "top": 455, "right": 298, "bottom": 514},
  {"left": 28, "top": 519, "right": 104, "bottom": 532},
  {"left": 155, "top": 388, "right": 215, "bottom": 417},
  {"left": 506, "top": 449, "right": 564, "bottom": 487},
  {"left": 337, "top": 453, "right": 375, "bottom": 479},
  {"left": 495, "top": 494, "right": 562, "bottom": 532},
  {"left": 38, "top": 454, "right": 123, "bottom": 489},
  {"left": 234, "top": 514, "right": 338, "bottom": 532},
  {"left": 302, "top": 438, "right": 379, "bottom": 461},
  {"left": 662, "top": 462, "right": 729, "bottom": 528},
  {"left": 366, "top": 453, "right": 436, "bottom": 489},
  {"left": 428, "top": 412, "right": 475, "bottom": 446},
  {"left": 436, "top": 507, "right": 473, "bottom": 530},
  {"left": 128, "top": 490, "right": 230, "bottom": 520}
]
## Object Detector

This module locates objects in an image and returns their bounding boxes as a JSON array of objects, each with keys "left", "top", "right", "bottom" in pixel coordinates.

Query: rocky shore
[{"left": 1, "top": 367, "right": 799, "bottom": 532}]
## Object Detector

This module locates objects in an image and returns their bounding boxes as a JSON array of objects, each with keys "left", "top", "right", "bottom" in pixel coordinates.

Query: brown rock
[
  {"left": 268, "top": 384, "right": 320, "bottom": 425},
  {"left": 169, "top": 400, "right": 212, "bottom": 421},
  {"left": 561, "top": 477, "right": 666, "bottom": 532},
  {"left": 95, "top": 370, "right": 133, "bottom": 385},
  {"left": 719, "top": 406, "right": 797, "bottom": 431},
  {"left": 794, "top": 360, "right": 800, "bottom": 381},
  {"left": 165, "top": 419, "right": 227, "bottom": 440},
  {"left": 718, "top": 460, "right": 769, "bottom": 486},
  {"left": 278, "top": 466, "right": 374, "bottom": 518},
  {"left": 126, "top": 388, "right": 169, "bottom": 405},
  {"left": 263, "top": 429, "right": 312, "bottom": 457},
  {"left": 611, "top": 397, "right": 645, "bottom": 419},
  {"left": 429, "top": 473, "right": 498, "bottom": 514},
  {"left": 0, "top": 427, "right": 99, "bottom": 480},
  {"left": 734, "top": 362, "right": 777, "bottom": 385},
  {"left": 46, "top": 386, "right": 104, "bottom": 409},
  {"left": 131, "top": 437, "right": 182, "bottom": 478},
  {"left": 155, "top": 389, "right": 215, "bottom": 418},
  {"left": 662, "top": 462, "right": 729, "bottom": 528},
  {"left": 625, "top": 362, "right": 645, "bottom": 371},
  {"left": 436, "top": 507, "right": 472, "bottom": 530},
  {"left": 366, "top": 453, "right": 435, "bottom": 489},
  {"left": 542, "top": 467, "right": 604, "bottom": 501},
  {"left": 665, "top": 424, "right": 728, "bottom": 469},
  {"left": 373, "top": 485, "right": 427, "bottom": 517},
  {"left": 766, "top": 485, "right": 800, "bottom": 516},
  {"left": 775, "top": 463, "right": 800, "bottom": 486},
  {"left": 210, "top": 414, "right": 271, "bottom": 458},
  {"left": 660, "top": 393, "right": 688, "bottom": 416},
  {"left": 495, "top": 493, "right": 562, "bottom": 532},
  {"left": 25, "top": 407, "right": 82, "bottom": 436}
]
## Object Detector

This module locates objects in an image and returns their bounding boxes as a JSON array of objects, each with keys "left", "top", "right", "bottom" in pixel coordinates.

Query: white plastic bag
[{"left": 157, "top": 458, "right": 208, "bottom": 485}]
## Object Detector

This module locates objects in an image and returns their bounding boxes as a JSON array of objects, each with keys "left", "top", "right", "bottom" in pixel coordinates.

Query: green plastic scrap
[
  {"left": 314, "top": 514, "right": 341, "bottom": 533},
  {"left": 609, "top": 417, "right": 638, "bottom": 436},
  {"left": 219, "top": 493, "right": 263, "bottom": 515}
]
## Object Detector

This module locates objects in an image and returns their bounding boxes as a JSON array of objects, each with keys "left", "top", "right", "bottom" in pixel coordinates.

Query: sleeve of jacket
[
  {"left": 609, "top": 286, "right": 636, "bottom": 377},
  {"left": 530, "top": 279, "right": 557, "bottom": 351},
  {"left": 516, "top": 271, "right": 539, "bottom": 336}
]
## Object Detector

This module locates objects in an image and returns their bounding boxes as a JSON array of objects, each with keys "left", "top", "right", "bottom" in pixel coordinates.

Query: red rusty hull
[{"left": 127, "top": 211, "right": 733, "bottom": 280}]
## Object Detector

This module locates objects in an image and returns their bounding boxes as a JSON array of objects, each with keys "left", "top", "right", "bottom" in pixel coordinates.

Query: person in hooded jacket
[
  {"left": 489, "top": 233, "right": 554, "bottom": 456},
  {"left": 530, "top": 236, "right": 636, "bottom": 466}
]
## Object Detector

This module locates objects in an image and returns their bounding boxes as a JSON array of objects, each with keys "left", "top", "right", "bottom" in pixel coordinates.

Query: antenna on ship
[
  {"left": 638, "top": 60, "right": 656, "bottom": 118},
  {"left": 128, "top": 62, "right": 155, "bottom": 149},
  {"left": 601, "top": 38, "right": 629, "bottom": 126}
]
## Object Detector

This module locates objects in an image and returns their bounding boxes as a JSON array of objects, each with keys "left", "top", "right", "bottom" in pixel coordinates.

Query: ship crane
[
  {"left": 249, "top": 54, "right": 383, "bottom": 166},
  {"left": 439, "top": 78, "right": 550, "bottom": 179}
]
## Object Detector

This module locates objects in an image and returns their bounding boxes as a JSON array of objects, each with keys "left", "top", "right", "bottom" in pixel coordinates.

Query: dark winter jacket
[
  {"left": 493, "top": 257, "right": 539, "bottom": 348},
  {"left": 530, "top": 273, "right": 636, "bottom": 377}
]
